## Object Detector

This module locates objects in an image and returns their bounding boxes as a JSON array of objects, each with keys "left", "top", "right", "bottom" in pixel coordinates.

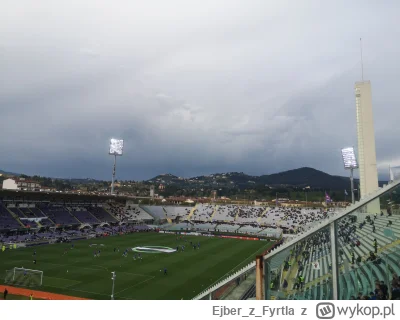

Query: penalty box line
[
  {"left": 114, "top": 276, "right": 156, "bottom": 295},
  {"left": 17, "top": 260, "right": 149, "bottom": 277},
  {"left": 204, "top": 244, "right": 268, "bottom": 289}
]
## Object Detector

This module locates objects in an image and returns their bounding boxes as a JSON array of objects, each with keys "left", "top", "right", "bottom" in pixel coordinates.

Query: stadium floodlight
[
  {"left": 109, "top": 139, "right": 124, "bottom": 195},
  {"left": 341, "top": 147, "right": 358, "bottom": 204},
  {"left": 341, "top": 147, "right": 358, "bottom": 169},
  {"left": 109, "top": 139, "right": 124, "bottom": 156}
]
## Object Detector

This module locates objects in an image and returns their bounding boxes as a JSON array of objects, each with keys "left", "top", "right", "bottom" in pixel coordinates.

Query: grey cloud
[{"left": 1, "top": 1, "right": 400, "bottom": 181}]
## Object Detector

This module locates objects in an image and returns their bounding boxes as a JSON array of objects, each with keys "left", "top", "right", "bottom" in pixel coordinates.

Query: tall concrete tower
[
  {"left": 150, "top": 185, "right": 155, "bottom": 198},
  {"left": 355, "top": 81, "right": 380, "bottom": 212}
]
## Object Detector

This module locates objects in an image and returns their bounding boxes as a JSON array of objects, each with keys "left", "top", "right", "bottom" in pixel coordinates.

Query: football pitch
[{"left": 0, "top": 233, "right": 271, "bottom": 300}]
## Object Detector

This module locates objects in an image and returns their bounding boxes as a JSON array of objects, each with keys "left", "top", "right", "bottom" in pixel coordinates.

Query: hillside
[
  {"left": 0, "top": 169, "right": 20, "bottom": 176},
  {"left": 1, "top": 167, "right": 387, "bottom": 193},
  {"left": 258, "top": 167, "right": 351, "bottom": 189},
  {"left": 148, "top": 167, "right": 387, "bottom": 191}
]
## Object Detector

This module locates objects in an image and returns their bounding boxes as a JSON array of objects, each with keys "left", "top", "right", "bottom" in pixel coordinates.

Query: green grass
[{"left": 0, "top": 233, "right": 271, "bottom": 300}]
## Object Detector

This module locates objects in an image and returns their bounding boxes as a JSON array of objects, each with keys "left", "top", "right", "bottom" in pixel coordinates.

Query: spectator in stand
[
  {"left": 380, "top": 280, "right": 388, "bottom": 298},
  {"left": 392, "top": 274, "right": 399, "bottom": 288},
  {"left": 377, "top": 290, "right": 385, "bottom": 300},
  {"left": 392, "top": 282, "right": 400, "bottom": 300}
]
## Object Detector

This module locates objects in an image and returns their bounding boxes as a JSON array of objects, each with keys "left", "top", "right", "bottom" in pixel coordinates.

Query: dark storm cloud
[{"left": 1, "top": 0, "right": 399, "bottom": 181}]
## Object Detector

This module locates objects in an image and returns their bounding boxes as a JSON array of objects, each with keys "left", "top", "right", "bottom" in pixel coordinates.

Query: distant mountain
[
  {"left": 1, "top": 167, "right": 387, "bottom": 191},
  {"left": 0, "top": 170, "right": 102, "bottom": 184},
  {"left": 146, "top": 167, "right": 387, "bottom": 191},
  {"left": 259, "top": 167, "right": 350, "bottom": 189},
  {"left": 66, "top": 178, "right": 104, "bottom": 184},
  {"left": 148, "top": 174, "right": 182, "bottom": 184}
]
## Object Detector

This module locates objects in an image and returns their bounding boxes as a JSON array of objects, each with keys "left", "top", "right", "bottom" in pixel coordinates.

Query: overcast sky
[{"left": 1, "top": 1, "right": 399, "bottom": 181}]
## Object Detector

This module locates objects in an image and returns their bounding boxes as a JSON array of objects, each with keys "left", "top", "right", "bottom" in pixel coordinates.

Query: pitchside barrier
[
  {"left": 159, "top": 230, "right": 282, "bottom": 240},
  {"left": 3, "top": 243, "right": 26, "bottom": 249},
  {"left": 4, "top": 267, "right": 43, "bottom": 287}
]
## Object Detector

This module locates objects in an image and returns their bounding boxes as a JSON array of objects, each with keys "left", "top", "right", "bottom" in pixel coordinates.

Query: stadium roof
[{"left": 0, "top": 189, "right": 144, "bottom": 203}]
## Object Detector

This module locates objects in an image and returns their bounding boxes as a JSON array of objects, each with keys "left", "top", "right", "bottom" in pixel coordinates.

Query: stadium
[
  {"left": 1, "top": 2, "right": 400, "bottom": 307},
  {"left": 1, "top": 83, "right": 400, "bottom": 302},
  {"left": 0, "top": 178, "right": 399, "bottom": 300},
  {"left": 0, "top": 189, "right": 277, "bottom": 300}
]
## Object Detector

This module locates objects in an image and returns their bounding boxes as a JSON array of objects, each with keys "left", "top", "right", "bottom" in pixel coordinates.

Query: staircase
[
  {"left": 68, "top": 208, "right": 83, "bottom": 224},
  {"left": 6, "top": 207, "right": 25, "bottom": 227},
  {"left": 161, "top": 207, "right": 173, "bottom": 223},
  {"left": 16, "top": 208, "right": 27, "bottom": 218},
  {"left": 209, "top": 205, "right": 219, "bottom": 222},
  {"left": 234, "top": 207, "right": 240, "bottom": 221},
  {"left": 86, "top": 210, "right": 100, "bottom": 223},
  {"left": 104, "top": 207, "right": 119, "bottom": 221},
  {"left": 187, "top": 204, "right": 198, "bottom": 220},
  {"left": 257, "top": 207, "right": 270, "bottom": 224}
]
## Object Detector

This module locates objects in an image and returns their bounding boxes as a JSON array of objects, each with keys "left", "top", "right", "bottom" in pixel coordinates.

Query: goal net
[{"left": 4, "top": 267, "right": 43, "bottom": 287}]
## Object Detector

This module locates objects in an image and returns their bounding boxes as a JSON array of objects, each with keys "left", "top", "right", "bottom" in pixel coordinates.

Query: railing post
[
  {"left": 265, "top": 259, "right": 271, "bottom": 300},
  {"left": 256, "top": 255, "right": 264, "bottom": 300},
  {"left": 330, "top": 221, "right": 339, "bottom": 300}
]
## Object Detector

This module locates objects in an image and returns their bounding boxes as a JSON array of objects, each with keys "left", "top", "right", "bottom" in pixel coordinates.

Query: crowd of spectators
[{"left": 350, "top": 275, "right": 400, "bottom": 300}]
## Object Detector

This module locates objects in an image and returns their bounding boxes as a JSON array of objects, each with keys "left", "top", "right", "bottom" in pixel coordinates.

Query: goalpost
[{"left": 4, "top": 267, "right": 43, "bottom": 287}]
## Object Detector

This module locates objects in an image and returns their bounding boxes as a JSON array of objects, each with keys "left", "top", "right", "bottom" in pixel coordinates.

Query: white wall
[{"left": 2, "top": 178, "right": 18, "bottom": 190}]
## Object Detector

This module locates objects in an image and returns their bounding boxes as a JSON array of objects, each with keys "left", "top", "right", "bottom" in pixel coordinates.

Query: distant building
[
  {"left": 111, "top": 182, "right": 121, "bottom": 188},
  {"left": 2, "top": 178, "right": 18, "bottom": 190},
  {"left": 158, "top": 184, "right": 165, "bottom": 191},
  {"left": 39, "top": 187, "right": 53, "bottom": 192},
  {"left": 211, "top": 190, "right": 217, "bottom": 199},
  {"left": 17, "top": 178, "right": 41, "bottom": 191}
]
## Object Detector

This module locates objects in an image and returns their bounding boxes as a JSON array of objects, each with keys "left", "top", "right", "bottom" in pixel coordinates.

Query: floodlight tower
[
  {"left": 341, "top": 147, "right": 358, "bottom": 204},
  {"left": 355, "top": 38, "right": 380, "bottom": 212},
  {"left": 109, "top": 139, "right": 124, "bottom": 195}
]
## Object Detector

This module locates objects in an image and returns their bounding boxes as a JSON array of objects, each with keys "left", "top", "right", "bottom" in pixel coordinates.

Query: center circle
[{"left": 131, "top": 246, "right": 177, "bottom": 253}]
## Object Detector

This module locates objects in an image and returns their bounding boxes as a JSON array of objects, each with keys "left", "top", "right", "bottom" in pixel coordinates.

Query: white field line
[
  {"left": 17, "top": 260, "right": 147, "bottom": 277},
  {"left": 64, "top": 281, "right": 82, "bottom": 289},
  {"left": 92, "top": 264, "right": 109, "bottom": 271},
  {"left": 43, "top": 276, "right": 81, "bottom": 285},
  {"left": 114, "top": 276, "right": 155, "bottom": 295},
  {"left": 203, "top": 245, "right": 266, "bottom": 290},
  {"left": 17, "top": 260, "right": 104, "bottom": 272}
]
